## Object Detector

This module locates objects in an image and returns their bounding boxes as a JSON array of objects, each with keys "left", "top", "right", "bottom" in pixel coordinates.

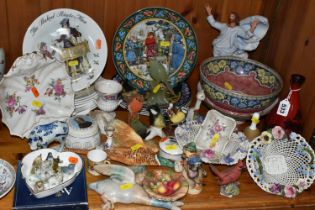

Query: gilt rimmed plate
[
  {"left": 23, "top": 8, "right": 108, "bottom": 92},
  {"left": 112, "top": 7, "right": 198, "bottom": 92},
  {"left": 246, "top": 128, "right": 315, "bottom": 198},
  {"left": 0, "top": 159, "right": 16, "bottom": 199}
]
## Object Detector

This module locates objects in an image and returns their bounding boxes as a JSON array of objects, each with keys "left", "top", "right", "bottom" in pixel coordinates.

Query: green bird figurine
[{"left": 148, "top": 60, "right": 175, "bottom": 96}]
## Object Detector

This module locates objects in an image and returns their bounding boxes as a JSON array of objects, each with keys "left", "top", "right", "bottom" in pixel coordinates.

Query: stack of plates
[{"left": 73, "top": 85, "right": 98, "bottom": 115}]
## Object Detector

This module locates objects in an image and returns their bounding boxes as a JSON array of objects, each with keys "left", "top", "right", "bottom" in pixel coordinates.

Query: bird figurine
[
  {"left": 209, "top": 160, "right": 245, "bottom": 185},
  {"left": 122, "top": 90, "right": 144, "bottom": 122},
  {"left": 166, "top": 103, "right": 187, "bottom": 125},
  {"left": 145, "top": 105, "right": 166, "bottom": 140},
  {"left": 148, "top": 60, "right": 175, "bottom": 96},
  {"left": 89, "top": 164, "right": 183, "bottom": 210}
]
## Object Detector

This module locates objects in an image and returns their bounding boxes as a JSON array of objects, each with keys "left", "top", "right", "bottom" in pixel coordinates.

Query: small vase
[{"left": 266, "top": 74, "right": 305, "bottom": 133}]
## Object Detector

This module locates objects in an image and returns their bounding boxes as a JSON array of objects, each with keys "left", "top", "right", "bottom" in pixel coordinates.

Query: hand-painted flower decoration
[
  {"left": 24, "top": 75, "right": 39, "bottom": 92},
  {"left": 5, "top": 93, "right": 27, "bottom": 117},
  {"left": 272, "top": 126, "right": 285, "bottom": 140},
  {"left": 45, "top": 79, "right": 66, "bottom": 102},
  {"left": 269, "top": 183, "right": 281, "bottom": 194},
  {"left": 201, "top": 149, "right": 215, "bottom": 160}
]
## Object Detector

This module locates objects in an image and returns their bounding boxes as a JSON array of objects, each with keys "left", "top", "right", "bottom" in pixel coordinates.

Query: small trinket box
[
  {"left": 66, "top": 115, "right": 100, "bottom": 150},
  {"left": 159, "top": 137, "right": 183, "bottom": 161}
]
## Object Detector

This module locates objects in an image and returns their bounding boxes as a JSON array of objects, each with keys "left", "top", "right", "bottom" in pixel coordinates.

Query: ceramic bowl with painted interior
[
  {"left": 66, "top": 115, "right": 100, "bottom": 150},
  {"left": 96, "top": 99, "right": 122, "bottom": 112},
  {"left": 21, "top": 148, "right": 82, "bottom": 198},
  {"left": 142, "top": 167, "right": 188, "bottom": 201},
  {"left": 159, "top": 137, "right": 183, "bottom": 161},
  {"left": 200, "top": 56, "right": 283, "bottom": 115},
  {"left": 95, "top": 78, "right": 122, "bottom": 100}
]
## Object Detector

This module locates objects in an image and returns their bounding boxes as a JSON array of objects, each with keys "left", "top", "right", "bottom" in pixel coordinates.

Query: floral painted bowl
[
  {"left": 246, "top": 126, "right": 315, "bottom": 198},
  {"left": 200, "top": 56, "right": 283, "bottom": 115},
  {"left": 142, "top": 168, "right": 188, "bottom": 201}
]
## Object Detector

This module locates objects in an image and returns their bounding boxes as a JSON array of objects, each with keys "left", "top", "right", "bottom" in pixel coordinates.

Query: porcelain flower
[
  {"left": 296, "top": 179, "right": 308, "bottom": 192},
  {"left": 261, "top": 131, "right": 273, "bottom": 144},
  {"left": 272, "top": 126, "right": 285, "bottom": 140},
  {"left": 284, "top": 186, "right": 296, "bottom": 198},
  {"left": 269, "top": 183, "right": 281, "bottom": 194}
]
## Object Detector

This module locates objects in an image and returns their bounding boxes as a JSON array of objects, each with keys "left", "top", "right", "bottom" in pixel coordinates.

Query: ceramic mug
[{"left": 87, "top": 149, "right": 110, "bottom": 176}]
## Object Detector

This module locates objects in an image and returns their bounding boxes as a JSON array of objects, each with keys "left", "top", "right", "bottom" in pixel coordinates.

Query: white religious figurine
[
  {"left": 205, "top": 5, "right": 269, "bottom": 58},
  {"left": 186, "top": 88, "right": 205, "bottom": 122}
]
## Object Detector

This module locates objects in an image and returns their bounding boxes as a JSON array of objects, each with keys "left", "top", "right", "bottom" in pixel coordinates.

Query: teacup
[
  {"left": 95, "top": 78, "right": 122, "bottom": 100},
  {"left": 95, "top": 98, "right": 122, "bottom": 112},
  {"left": 87, "top": 149, "right": 110, "bottom": 176}
]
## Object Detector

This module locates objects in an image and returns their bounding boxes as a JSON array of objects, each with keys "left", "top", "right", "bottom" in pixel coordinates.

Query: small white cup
[{"left": 87, "top": 149, "right": 110, "bottom": 176}]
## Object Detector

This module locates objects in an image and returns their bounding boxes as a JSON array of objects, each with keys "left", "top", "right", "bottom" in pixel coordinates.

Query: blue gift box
[{"left": 13, "top": 161, "right": 88, "bottom": 210}]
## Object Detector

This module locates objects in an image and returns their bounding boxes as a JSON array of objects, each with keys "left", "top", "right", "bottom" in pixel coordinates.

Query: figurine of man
[{"left": 205, "top": 5, "right": 265, "bottom": 58}]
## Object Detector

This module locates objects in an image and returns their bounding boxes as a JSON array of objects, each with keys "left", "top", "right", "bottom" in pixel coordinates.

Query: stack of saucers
[{"left": 73, "top": 85, "right": 98, "bottom": 115}]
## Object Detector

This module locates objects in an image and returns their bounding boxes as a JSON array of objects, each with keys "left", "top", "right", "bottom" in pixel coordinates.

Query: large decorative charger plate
[
  {"left": 0, "top": 159, "right": 16, "bottom": 199},
  {"left": 246, "top": 127, "right": 315, "bottom": 198},
  {"left": 23, "top": 8, "right": 108, "bottom": 92},
  {"left": 0, "top": 53, "right": 74, "bottom": 138},
  {"left": 112, "top": 7, "right": 198, "bottom": 92},
  {"left": 113, "top": 74, "right": 191, "bottom": 116}
]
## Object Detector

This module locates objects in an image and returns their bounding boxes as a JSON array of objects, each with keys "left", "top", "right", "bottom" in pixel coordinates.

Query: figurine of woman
[
  {"left": 205, "top": 5, "right": 268, "bottom": 58},
  {"left": 181, "top": 142, "right": 205, "bottom": 195}
]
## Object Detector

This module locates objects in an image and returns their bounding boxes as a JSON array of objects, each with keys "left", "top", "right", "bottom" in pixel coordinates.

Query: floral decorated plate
[
  {"left": 113, "top": 74, "right": 191, "bottom": 116},
  {"left": 0, "top": 53, "right": 74, "bottom": 138},
  {"left": 142, "top": 167, "right": 188, "bottom": 201},
  {"left": 174, "top": 120, "right": 201, "bottom": 149},
  {"left": 21, "top": 148, "right": 83, "bottom": 198},
  {"left": 23, "top": 8, "right": 108, "bottom": 92},
  {"left": 112, "top": 7, "right": 197, "bottom": 92},
  {"left": 0, "top": 159, "right": 16, "bottom": 199},
  {"left": 246, "top": 126, "right": 315, "bottom": 198}
]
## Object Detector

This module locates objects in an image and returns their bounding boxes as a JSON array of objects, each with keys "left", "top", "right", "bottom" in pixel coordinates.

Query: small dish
[
  {"left": 159, "top": 137, "right": 183, "bottom": 161},
  {"left": 195, "top": 110, "right": 236, "bottom": 151},
  {"left": 0, "top": 159, "right": 16, "bottom": 199},
  {"left": 142, "top": 168, "right": 188, "bottom": 201},
  {"left": 246, "top": 127, "right": 315, "bottom": 198},
  {"left": 21, "top": 148, "right": 83, "bottom": 198}
]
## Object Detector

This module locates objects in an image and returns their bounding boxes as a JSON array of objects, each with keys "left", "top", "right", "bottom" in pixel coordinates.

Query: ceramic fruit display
[
  {"left": 200, "top": 56, "right": 283, "bottom": 120},
  {"left": 142, "top": 167, "right": 188, "bottom": 201},
  {"left": 21, "top": 148, "right": 83, "bottom": 198},
  {"left": 0, "top": 52, "right": 74, "bottom": 138}
]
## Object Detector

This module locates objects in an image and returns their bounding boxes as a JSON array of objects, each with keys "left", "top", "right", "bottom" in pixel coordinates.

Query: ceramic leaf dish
[
  {"left": 21, "top": 148, "right": 83, "bottom": 198},
  {"left": 0, "top": 52, "right": 74, "bottom": 138},
  {"left": 246, "top": 127, "right": 315, "bottom": 198}
]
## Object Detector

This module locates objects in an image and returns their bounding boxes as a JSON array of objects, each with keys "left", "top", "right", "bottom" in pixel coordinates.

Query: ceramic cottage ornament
[
  {"left": 205, "top": 5, "right": 269, "bottom": 58},
  {"left": 0, "top": 52, "right": 74, "bottom": 138},
  {"left": 89, "top": 164, "right": 183, "bottom": 210}
]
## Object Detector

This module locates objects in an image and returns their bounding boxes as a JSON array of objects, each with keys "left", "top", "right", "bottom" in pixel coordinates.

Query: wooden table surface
[{"left": 1, "top": 110, "right": 315, "bottom": 210}]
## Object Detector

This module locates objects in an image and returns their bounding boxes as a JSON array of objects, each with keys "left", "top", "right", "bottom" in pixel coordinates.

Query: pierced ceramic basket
[
  {"left": 21, "top": 149, "right": 83, "bottom": 198},
  {"left": 246, "top": 128, "right": 315, "bottom": 198}
]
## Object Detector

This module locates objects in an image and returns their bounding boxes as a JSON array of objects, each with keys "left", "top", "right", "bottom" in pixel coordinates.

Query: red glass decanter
[{"left": 266, "top": 74, "right": 305, "bottom": 133}]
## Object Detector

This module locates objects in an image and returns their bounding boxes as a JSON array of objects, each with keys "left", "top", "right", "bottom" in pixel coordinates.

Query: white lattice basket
[{"left": 246, "top": 127, "right": 315, "bottom": 198}]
